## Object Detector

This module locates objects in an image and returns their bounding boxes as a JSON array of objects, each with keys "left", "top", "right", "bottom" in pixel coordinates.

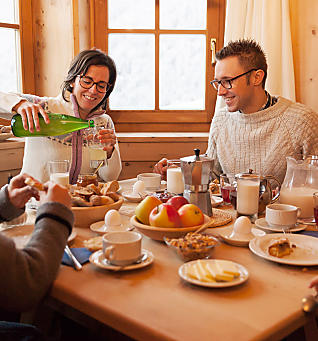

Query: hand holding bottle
[{"left": 12, "top": 100, "right": 50, "bottom": 133}]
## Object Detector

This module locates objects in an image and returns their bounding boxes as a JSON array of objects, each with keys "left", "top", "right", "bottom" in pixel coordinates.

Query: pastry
[
  {"left": 268, "top": 238, "right": 296, "bottom": 258},
  {"left": 25, "top": 177, "right": 46, "bottom": 191}
]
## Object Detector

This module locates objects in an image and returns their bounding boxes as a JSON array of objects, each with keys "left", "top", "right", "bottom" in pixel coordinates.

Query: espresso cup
[
  {"left": 137, "top": 173, "right": 161, "bottom": 190},
  {"left": 265, "top": 203, "right": 301, "bottom": 228},
  {"left": 102, "top": 231, "right": 142, "bottom": 266}
]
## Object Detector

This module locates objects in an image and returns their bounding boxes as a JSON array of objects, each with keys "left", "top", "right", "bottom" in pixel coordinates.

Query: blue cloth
[
  {"left": 62, "top": 247, "right": 92, "bottom": 267},
  {"left": 299, "top": 230, "right": 318, "bottom": 238},
  {"left": 0, "top": 321, "right": 44, "bottom": 341}
]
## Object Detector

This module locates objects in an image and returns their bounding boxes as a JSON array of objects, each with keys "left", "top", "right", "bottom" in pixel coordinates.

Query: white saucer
[
  {"left": 218, "top": 227, "right": 265, "bottom": 247},
  {"left": 122, "top": 190, "right": 150, "bottom": 203},
  {"left": 89, "top": 249, "right": 154, "bottom": 271},
  {"left": 90, "top": 220, "right": 133, "bottom": 235},
  {"left": 211, "top": 195, "right": 223, "bottom": 207},
  {"left": 255, "top": 218, "right": 307, "bottom": 233}
]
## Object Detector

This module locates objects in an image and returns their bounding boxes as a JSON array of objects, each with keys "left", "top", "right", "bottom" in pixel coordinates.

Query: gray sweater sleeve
[
  {"left": 0, "top": 185, "right": 25, "bottom": 222},
  {"left": 0, "top": 200, "right": 74, "bottom": 312}
]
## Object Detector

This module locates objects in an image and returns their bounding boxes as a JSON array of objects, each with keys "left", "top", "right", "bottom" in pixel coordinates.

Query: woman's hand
[
  {"left": 7, "top": 173, "right": 40, "bottom": 209},
  {"left": 153, "top": 158, "right": 168, "bottom": 181},
  {"left": 12, "top": 100, "right": 50, "bottom": 132},
  {"left": 98, "top": 129, "right": 117, "bottom": 158}
]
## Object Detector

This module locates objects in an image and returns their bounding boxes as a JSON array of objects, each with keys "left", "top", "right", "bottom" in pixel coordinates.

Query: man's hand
[
  {"left": 309, "top": 275, "right": 318, "bottom": 294},
  {"left": 153, "top": 158, "right": 168, "bottom": 181},
  {"left": 39, "top": 182, "right": 71, "bottom": 209},
  {"left": 7, "top": 173, "right": 40, "bottom": 209}
]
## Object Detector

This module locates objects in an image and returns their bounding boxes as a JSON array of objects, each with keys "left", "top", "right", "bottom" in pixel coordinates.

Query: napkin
[
  {"left": 299, "top": 230, "right": 318, "bottom": 238},
  {"left": 62, "top": 247, "right": 92, "bottom": 267}
]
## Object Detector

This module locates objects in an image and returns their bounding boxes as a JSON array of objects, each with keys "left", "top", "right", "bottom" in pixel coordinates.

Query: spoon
[
  {"left": 93, "top": 160, "right": 104, "bottom": 175},
  {"left": 302, "top": 294, "right": 318, "bottom": 313},
  {"left": 193, "top": 220, "right": 213, "bottom": 234}
]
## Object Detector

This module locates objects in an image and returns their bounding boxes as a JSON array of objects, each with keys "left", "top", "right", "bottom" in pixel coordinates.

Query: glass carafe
[{"left": 280, "top": 156, "right": 318, "bottom": 219}]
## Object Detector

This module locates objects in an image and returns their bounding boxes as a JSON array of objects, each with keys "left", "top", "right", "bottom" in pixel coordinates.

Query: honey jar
[{"left": 76, "top": 174, "right": 98, "bottom": 187}]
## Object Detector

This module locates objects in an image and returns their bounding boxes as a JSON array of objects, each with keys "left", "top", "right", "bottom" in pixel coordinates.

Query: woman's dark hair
[{"left": 62, "top": 49, "right": 117, "bottom": 111}]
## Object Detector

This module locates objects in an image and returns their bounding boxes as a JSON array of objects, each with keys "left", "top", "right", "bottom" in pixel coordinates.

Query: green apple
[{"left": 135, "top": 196, "right": 162, "bottom": 225}]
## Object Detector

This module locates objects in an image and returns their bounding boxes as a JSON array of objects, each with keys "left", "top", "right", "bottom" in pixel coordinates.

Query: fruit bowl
[
  {"left": 130, "top": 214, "right": 211, "bottom": 241},
  {"left": 72, "top": 195, "right": 124, "bottom": 227},
  {"left": 164, "top": 233, "right": 219, "bottom": 262}
]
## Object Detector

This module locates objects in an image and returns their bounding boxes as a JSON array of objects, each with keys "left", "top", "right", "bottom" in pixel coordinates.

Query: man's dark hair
[
  {"left": 216, "top": 39, "right": 267, "bottom": 88},
  {"left": 62, "top": 49, "right": 117, "bottom": 111}
]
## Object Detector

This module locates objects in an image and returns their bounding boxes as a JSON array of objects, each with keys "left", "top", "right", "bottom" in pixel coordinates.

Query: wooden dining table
[{"left": 28, "top": 179, "right": 318, "bottom": 340}]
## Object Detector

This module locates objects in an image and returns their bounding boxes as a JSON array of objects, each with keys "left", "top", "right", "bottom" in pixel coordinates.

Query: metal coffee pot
[
  {"left": 238, "top": 170, "right": 281, "bottom": 214},
  {"left": 180, "top": 149, "right": 214, "bottom": 216}
]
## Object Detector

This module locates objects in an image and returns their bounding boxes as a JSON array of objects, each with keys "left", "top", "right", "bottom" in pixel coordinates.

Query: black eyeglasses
[
  {"left": 210, "top": 68, "right": 258, "bottom": 90},
  {"left": 78, "top": 75, "right": 111, "bottom": 93}
]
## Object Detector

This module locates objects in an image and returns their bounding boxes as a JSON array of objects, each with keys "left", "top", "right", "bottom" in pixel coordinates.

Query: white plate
[
  {"left": 211, "top": 195, "right": 223, "bottom": 207},
  {"left": 121, "top": 190, "right": 151, "bottom": 203},
  {"left": 1, "top": 224, "right": 77, "bottom": 248},
  {"left": 249, "top": 233, "right": 318, "bottom": 266},
  {"left": 90, "top": 219, "right": 133, "bottom": 234},
  {"left": 0, "top": 132, "right": 13, "bottom": 141},
  {"left": 218, "top": 227, "right": 266, "bottom": 247},
  {"left": 255, "top": 217, "right": 306, "bottom": 233},
  {"left": 89, "top": 249, "right": 154, "bottom": 271},
  {"left": 178, "top": 259, "right": 249, "bottom": 288}
]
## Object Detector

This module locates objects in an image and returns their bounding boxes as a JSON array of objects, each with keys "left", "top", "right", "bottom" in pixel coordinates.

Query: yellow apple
[
  {"left": 135, "top": 196, "right": 162, "bottom": 225},
  {"left": 178, "top": 204, "right": 204, "bottom": 227},
  {"left": 149, "top": 203, "right": 182, "bottom": 228}
]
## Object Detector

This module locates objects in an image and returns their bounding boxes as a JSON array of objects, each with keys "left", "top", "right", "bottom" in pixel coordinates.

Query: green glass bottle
[{"left": 11, "top": 113, "right": 95, "bottom": 137}]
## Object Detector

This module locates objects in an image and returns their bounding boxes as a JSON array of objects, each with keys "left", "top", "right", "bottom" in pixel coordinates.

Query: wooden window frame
[
  {"left": 0, "top": 1, "right": 35, "bottom": 94},
  {"left": 89, "top": 0, "right": 225, "bottom": 130}
]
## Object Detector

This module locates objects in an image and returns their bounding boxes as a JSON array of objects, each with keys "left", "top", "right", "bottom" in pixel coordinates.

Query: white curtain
[{"left": 215, "top": 0, "right": 295, "bottom": 113}]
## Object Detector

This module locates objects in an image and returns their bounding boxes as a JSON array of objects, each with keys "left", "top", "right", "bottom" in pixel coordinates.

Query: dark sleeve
[
  {"left": 0, "top": 185, "right": 25, "bottom": 223},
  {"left": 0, "top": 202, "right": 74, "bottom": 312}
]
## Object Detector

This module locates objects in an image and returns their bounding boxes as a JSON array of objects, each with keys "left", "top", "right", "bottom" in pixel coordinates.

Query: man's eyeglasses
[
  {"left": 210, "top": 68, "right": 258, "bottom": 90},
  {"left": 78, "top": 75, "right": 111, "bottom": 93}
]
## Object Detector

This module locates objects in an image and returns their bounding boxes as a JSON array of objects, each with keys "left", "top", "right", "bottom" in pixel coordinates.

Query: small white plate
[
  {"left": 211, "top": 195, "right": 223, "bottom": 207},
  {"left": 249, "top": 233, "right": 318, "bottom": 266},
  {"left": 90, "top": 220, "right": 133, "bottom": 234},
  {"left": 121, "top": 190, "right": 150, "bottom": 203},
  {"left": 255, "top": 217, "right": 306, "bottom": 233},
  {"left": 218, "top": 227, "right": 266, "bottom": 247},
  {"left": 178, "top": 259, "right": 249, "bottom": 288},
  {"left": 89, "top": 249, "right": 154, "bottom": 271}
]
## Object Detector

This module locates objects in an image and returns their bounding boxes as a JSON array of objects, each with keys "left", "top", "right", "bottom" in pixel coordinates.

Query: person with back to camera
[
  {"left": 154, "top": 39, "right": 318, "bottom": 184},
  {"left": 0, "top": 173, "right": 73, "bottom": 340},
  {"left": 0, "top": 49, "right": 122, "bottom": 184}
]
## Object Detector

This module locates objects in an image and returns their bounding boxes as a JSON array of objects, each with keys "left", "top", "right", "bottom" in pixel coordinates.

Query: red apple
[
  {"left": 135, "top": 196, "right": 162, "bottom": 225},
  {"left": 149, "top": 203, "right": 182, "bottom": 228},
  {"left": 166, "top": 196, "right": 189, "bottom": 211},
  {"left": 178, "top": 204, "right": 204, "bottom": 227}
]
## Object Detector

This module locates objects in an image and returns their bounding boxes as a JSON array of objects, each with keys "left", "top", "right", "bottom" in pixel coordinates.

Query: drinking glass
[
  {"left": 48, "top": 160, "right": 69, "bottom": 186},
  {"left": 314, "top": 192, "right": 318, "bottom": 227},
  {"left": 167, "top": 159, "right": 184, "bottom": 195},
  {"left": 236, "top": 173, "right": 260, "bottom": 222},
  {"left": 220, "top": 174, "right": 236, "bottom": 207},
  {"left": 87, "top": 126, "right": 108, "bottom": 168}
]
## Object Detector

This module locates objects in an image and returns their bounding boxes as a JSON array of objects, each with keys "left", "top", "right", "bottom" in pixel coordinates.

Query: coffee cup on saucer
[
  {"left": 265, "top": 203, "right": 301, "bottom": 229},
  {"left": 102, "top": 231, "right": 142, "bottom": 266},
  {"left": 137, "top": 173, "right": 161, "bottom": 191}
]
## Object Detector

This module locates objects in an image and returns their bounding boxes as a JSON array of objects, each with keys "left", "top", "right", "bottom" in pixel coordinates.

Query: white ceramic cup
[
  {"left": 102, "top": 231, "right": 142, "bottom": 266},
  {"left": 265, "top": 203, "right": 301, "bottom": 228},
  {"left": 137, "top": 173, "right": 161, "bottom": 190}
]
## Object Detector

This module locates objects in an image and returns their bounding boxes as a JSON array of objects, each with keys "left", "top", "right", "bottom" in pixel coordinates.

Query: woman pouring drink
[{"left": 0, "top": 49, "right": 122, "bottom": 184}]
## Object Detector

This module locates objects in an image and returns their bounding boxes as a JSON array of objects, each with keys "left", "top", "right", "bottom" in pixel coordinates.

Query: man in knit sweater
[
  {"left": 0, "top": 173, "right": 73, "bottom": 338},
  {"left": 155, "top": 39, "right": 318, "bottom": 184}
]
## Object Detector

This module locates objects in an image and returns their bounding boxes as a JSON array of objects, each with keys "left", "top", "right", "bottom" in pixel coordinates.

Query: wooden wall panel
[
  {"left": 32, "top": 0, "right": 74, "bottom": 97},
  {"left": 290, "top": 0, "right": 318, "bottom": 112}
]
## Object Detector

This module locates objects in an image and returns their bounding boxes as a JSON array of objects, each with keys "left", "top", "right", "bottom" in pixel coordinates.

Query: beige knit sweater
[{"left": 207, "top": 97, "right": 318, "bottom": 183}]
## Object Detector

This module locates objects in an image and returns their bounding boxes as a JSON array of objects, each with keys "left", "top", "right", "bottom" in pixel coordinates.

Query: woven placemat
[{"left": 206, "top": 208, "right": 232, "bottom": 228}]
